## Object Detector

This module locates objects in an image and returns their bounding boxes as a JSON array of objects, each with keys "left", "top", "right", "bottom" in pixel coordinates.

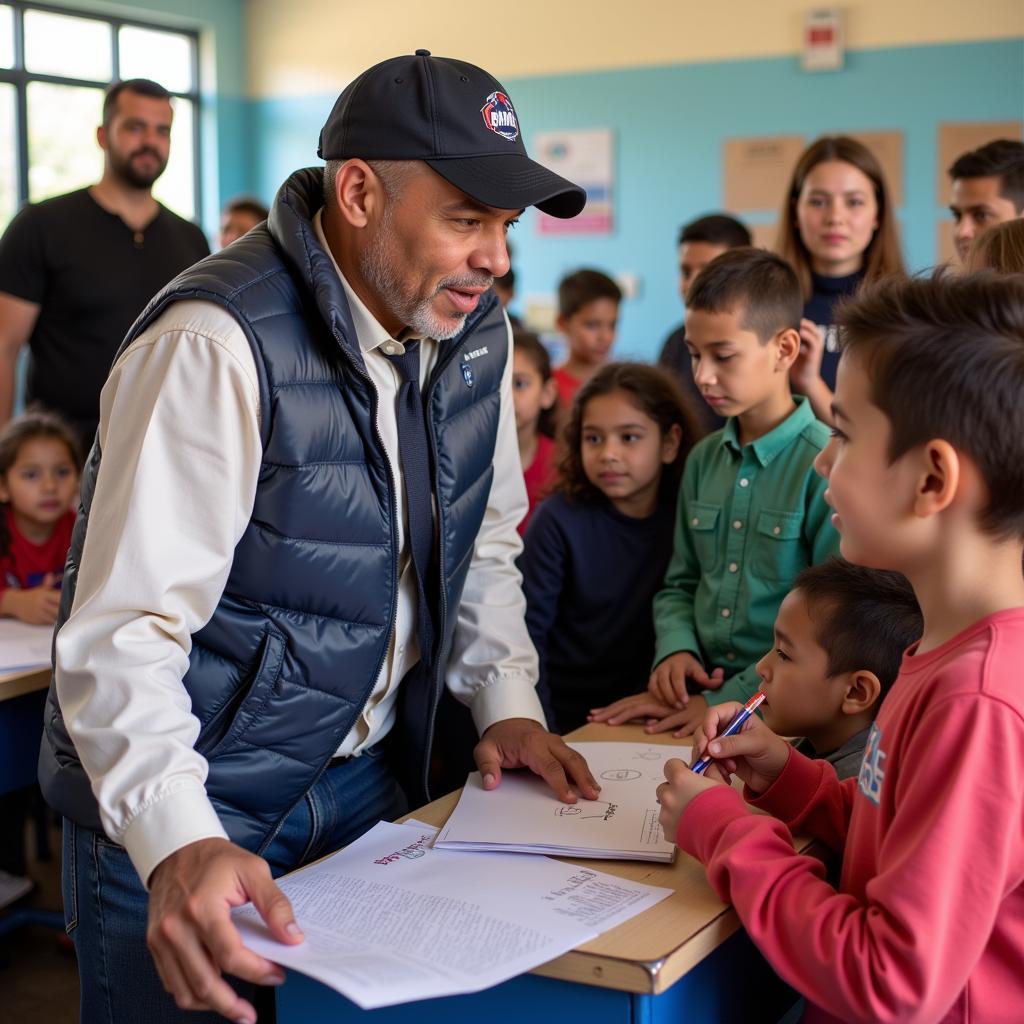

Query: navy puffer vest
[{"left": 38, "top": 167, "right": 509, "bottom": 854}]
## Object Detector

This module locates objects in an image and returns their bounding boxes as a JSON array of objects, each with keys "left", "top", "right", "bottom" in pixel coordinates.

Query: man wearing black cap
[{"left": 41, "top": 52, "right": 596, "bottom": 1024}]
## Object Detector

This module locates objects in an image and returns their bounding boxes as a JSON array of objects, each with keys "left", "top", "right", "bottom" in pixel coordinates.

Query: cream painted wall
[{"left": 247, "top": 0, "right": 1024, "bottom": 97}]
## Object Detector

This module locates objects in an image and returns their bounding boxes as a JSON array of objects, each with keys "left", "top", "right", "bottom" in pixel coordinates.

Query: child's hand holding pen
[{"left": 689, "top": 697, "right": 792, "bottom": 795}]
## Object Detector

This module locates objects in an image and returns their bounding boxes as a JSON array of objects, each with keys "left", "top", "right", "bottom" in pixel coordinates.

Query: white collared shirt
[{"left": 54, "top": 211, "right": 544, "bottom": 885}]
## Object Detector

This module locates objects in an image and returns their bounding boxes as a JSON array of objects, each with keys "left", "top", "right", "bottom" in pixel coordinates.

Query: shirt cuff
[
  {"left": 121, "top": 785, "right": 229, "bottom": 889},
  {"left": 744, "top": 745, "right": 825, "bottom": 824},
  {"left": 676, "top": 784, "right": 753, "bottom": 862},
  {"left": 652, "top": 629, "right": 701, "bottom": 670},
  {"left": 469, "top": 673, "right": 548, "bottom": 735}
]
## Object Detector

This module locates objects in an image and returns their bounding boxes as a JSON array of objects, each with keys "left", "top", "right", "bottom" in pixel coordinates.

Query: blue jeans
[{"left": 63, "top": 743, "right": 408, "bottom": 1023}]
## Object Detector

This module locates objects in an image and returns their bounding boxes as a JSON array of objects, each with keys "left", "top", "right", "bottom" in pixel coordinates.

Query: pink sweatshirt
[{"left": 678, "top": 608, "right": 1024, "bottom": 1024}]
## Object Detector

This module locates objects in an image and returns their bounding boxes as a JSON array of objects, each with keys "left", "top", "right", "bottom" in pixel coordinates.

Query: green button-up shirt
[{"left": 653, "top": 397, "right": 839, "bottom": 706}]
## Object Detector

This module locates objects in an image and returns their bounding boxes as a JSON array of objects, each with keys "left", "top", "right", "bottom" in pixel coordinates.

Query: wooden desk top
[
  {"left": 404, "top": 722, "right": 819, "bottom": 996},
  {"left": 0, "top": 665, "right": 50, "bottom": 703}
]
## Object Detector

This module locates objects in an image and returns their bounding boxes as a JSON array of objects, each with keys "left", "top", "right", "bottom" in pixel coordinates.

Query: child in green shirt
[{"left": 591, "top": 248, "right": 839, "bottom": 736}]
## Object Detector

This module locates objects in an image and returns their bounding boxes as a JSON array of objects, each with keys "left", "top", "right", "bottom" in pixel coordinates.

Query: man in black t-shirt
[{"left": 0, "top": 78, "right": 209, "bottom": 446}]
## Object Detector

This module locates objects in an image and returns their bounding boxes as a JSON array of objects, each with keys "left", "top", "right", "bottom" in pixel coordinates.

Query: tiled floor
[{"left": 1, "top": 818, "right": 79, "bottom": 1024}]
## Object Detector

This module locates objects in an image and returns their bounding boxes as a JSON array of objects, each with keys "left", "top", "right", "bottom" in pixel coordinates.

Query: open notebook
[{"left": 434, "top": 742, "right": 689, "bottom": 863}]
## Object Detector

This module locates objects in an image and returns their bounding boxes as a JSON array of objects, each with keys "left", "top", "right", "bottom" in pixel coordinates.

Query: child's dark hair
[
  {"left": 557, "top": 268, "right": 622, "bottom": 320},
  {"left": 948, "top": 138, "right": 1024, "bottom": 213},
  {"left": 679, "top": 213, "right": 751, "bottom": 249},
  {"left": 793, "top": 557, "right": 921, "bottom": 698},
  {"left": 0, "top": 408, "right": 82, "bottom": 559},
  {"left": 513, "top": 329, "right": 558, "bottom": 439},
  {"left": 559, "top": 362, "right": 701, "bottom": 503},
  {"left": 838, "top": 271, "right": 1024, "bottom": 540},
  {"left": 687, "top": 247, "right": 802, "bottom": 342}
]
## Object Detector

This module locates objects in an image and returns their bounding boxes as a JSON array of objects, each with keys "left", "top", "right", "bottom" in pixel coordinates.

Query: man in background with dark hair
[
  {"left": 218, "top": 195, "right": 269, "bottom": 249},
  {"left": 0, "top": 78, "right": 209, "bottom": 447},
  {"left": 948, "top": 138, "right": 1024, "bottom": 264},
  {"left": 658, "top": 213, "right": 751, "bottom": 432}
]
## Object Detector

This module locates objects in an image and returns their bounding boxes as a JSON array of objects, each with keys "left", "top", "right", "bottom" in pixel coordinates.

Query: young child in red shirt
[
  {"left": 511, "top": 330, "right": 559, "bottom": 534},
  {"left": 0, "top": 410, "right": 81, "bottom": 624},
  {"left": 657, "top": 272, "right": 1024, "bottom": 1024}
]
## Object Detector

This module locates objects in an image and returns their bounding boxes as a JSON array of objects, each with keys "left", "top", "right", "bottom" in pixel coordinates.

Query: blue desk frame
[{"left": 277, "top": 924, "right": 800, "bottom": 1023}]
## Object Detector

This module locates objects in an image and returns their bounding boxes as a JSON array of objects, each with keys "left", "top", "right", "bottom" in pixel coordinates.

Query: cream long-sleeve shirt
[{"left": 55, "top": 217, "right": 544, "bottom": 885}]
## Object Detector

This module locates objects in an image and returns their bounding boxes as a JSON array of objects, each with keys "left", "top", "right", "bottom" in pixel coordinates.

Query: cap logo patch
[{"left": 480, "top": 91, "right": 519, "bottom": 142}]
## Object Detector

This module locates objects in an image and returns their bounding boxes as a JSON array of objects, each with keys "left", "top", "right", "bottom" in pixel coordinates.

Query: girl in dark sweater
[{"left": 521, "top": 363, "right": 701, "bottom": 733}]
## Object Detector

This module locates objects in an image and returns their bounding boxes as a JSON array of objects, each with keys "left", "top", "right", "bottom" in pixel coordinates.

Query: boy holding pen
[{"left": 657, "top": 272, "right": 1024, "bottom": 1024}]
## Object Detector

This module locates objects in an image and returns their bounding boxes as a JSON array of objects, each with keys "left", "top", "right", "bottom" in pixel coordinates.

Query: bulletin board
[{"left": 724, "top": 136, "right": 806, "bottom": 212}]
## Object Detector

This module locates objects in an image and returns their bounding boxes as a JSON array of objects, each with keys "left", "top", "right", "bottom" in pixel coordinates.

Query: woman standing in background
[{"left": 777, "top": 136, "right": 905, "bottom": 422}]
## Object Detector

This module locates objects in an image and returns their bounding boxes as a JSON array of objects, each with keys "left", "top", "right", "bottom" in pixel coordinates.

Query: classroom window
[{"left": 0, "top": 2, "right": 200, "bottom": 223}]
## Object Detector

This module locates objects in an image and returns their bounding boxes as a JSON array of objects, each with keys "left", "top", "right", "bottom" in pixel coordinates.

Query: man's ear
[
  {"left": 96, "top": 125, "right": 107, "bottom": 152},
  {"left": 331, "top": 159, "right": 386, "bottom": 230},
  {"left": 840, "top": 669, "right": 882, "bottom": 716},
  {"left": 912, "top": 439, "right": 960, "bottom": 520},
  {"left": 774, "top": 326, "right": 801, "bottom": 372}
]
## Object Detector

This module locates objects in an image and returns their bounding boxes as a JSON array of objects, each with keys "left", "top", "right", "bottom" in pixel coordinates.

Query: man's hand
[
  {"left": 656, "top": 757, "right": 724, "bottom": 843},
  {"left": 1, "top": 576, "right": 61, "bottom": 624},
  {"left": 648, "top": 652, "right": 724, "bottom": 708},
  {"left": 474, "top": 718, "right": 601, "bottom": 803},
  {"left": 691, "top": 701, "right": 791, "bottom": 795},
  {"left": 147, "top": 837, "right": 304, "bottom": 1024}
]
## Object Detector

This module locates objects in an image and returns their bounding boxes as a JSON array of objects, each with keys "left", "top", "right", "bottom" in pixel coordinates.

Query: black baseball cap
[{"left": 317, "top": 50, "right": 586, "bottom": 219}]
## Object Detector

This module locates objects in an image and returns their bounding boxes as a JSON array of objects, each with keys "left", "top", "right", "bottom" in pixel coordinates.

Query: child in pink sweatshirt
[{"left": 656, "top": 272, "right": 1024, "bottom": 1024}]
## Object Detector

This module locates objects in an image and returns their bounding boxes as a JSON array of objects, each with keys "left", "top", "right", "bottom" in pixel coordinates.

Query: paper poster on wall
[
  {"left": 749, "top": 222, "right": 778, "bottom": 251},
  {"left": 535, "top": 128, "right": 614, "bottom": 235},
  {"left": 937, "top": 121, "right": 1023, "bottom": 204},
  {"left": 724, "top": 135, "right": 805, "bottom": 213},
  {"left": 849, "top": 131, "right": 904, "bottom": 207}
]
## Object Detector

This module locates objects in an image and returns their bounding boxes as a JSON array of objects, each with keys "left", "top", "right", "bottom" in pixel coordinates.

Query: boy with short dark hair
[
  {"left": 551, "top": 268, "right": 622, "bottom": 408},
  {"left": 659, "top": 213, "right": 752, "bottom": 432},
  {"left": 591, "top": 248, "right": 839, "bottom": 736},
  {"left": 948, "top": 138, "right": 1024, "bottom": 264},
  {"left": 759, "top": 558, "right": 921, "bottom": 779},
  {"left": 658, "top": 271, "right": 1024, "bottom": 1024}
]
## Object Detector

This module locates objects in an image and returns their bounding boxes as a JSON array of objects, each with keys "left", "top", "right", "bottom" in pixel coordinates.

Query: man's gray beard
[{"left": 359, "top": 212, "right": 492, "bottom": 341}]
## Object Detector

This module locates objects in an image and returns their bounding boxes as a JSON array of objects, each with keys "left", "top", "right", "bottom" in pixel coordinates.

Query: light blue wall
[{"left": 250, "top": 39, "right": 1024, "bottom": 360}]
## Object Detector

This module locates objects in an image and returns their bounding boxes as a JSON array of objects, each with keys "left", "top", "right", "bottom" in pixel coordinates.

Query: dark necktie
[{"left": 384, "top": 341, "right": 435, "bottom": 667}]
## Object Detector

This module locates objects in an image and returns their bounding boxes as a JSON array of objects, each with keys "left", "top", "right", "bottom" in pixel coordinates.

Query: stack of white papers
[
  {"left": 232, "top": 819, "right": 671, "bottom": 1009},
  {"left": 0, "top": 620, "right": 53, "bottom": 673},
  {"left": 435, "top": 742, "right": 687, "bottom": 862}
]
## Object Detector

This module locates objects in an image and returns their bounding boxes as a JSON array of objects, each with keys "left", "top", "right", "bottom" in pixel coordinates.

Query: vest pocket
[
  {"left": 752, "top": 508, "right": 805, "bottom": 580},
  {"left": 195, "top": 627, "right": 287, "bottom": 761},
  {"left": 686, "top": 501, "right": 721, "bottom": 573}
]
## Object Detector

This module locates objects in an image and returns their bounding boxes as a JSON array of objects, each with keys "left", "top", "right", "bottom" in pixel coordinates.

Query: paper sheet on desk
[
  {"left": 0, "top": 620, "right": 53, "bottom": 672},
  {"left": 435, "top": 742, "right": 688, "bottom": 862},
  {"left": 232, "top": 820, "right": 671, "bottom": 1009}
]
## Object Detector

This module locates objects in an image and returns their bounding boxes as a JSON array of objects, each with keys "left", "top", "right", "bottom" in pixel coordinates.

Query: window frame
[{"left": 0, "top": 0, "right": 201, "bottom": 219}]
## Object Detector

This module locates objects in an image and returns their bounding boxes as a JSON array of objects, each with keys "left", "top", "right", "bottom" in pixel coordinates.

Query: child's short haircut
[
  {"left": 793, "top": 558, "right": 921, "bottom": 698},
  {"left": 838, "top": 272, "right": 1024, "bottom": 540},
  {"left": 686, "top": 247, "right": 802, "bottom": 343},
  {"left": 557, "top": 268, "right": 622, "bottom": 320},
  {"left": 678, "top": 214, "right": 751, "bottom": 250},
  {"left": 948, "top": 138, "right": 1024, "bottom": 213}
]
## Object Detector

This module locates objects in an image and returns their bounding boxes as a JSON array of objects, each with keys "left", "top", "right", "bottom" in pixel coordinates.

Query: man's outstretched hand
[{"left": 474, "top": 718, "right": 601, "bottom": 803}]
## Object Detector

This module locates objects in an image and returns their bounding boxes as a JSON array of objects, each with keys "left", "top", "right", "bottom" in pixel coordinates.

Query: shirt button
[
  {"left": 397, "top": 643, "right": 406, "bottom": 655},
  {"left": 733, "top": 520, "right": 743, "bottom": 530},
  {"left": 773, "top": 525, "right": 781, "bottom": 535},
  {"left": 691, "top": 517, "right": 700, "bottom": 527},
  {"left": 721, "top": 608, "right": 731, "bottom": 618},
  {"left": 739, "top": 478, "right": 749, "bottom": 488},
  {"left": 729, "top": 562, "right": 739, "bottom": 573},
  {"left": 726, "top": 652, "right": 736, "bottom": 661},
  {"left": 383, "top": 341, "right": 403, "bottom": 355}
]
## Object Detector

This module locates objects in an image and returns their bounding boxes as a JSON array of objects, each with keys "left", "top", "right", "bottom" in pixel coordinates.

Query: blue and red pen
[{"left": 690, "top": 691, "right": 767, "bottom": 775}]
